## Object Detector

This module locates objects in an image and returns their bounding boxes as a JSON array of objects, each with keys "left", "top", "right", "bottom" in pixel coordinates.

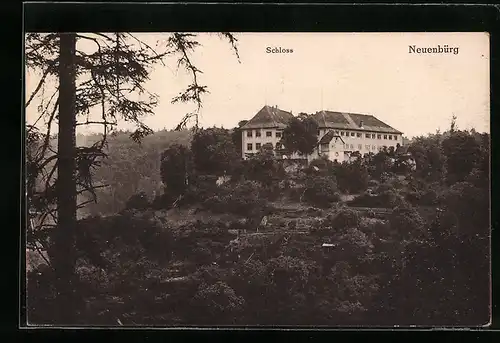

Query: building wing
[{"left": 312, "top": 110, "right": 402, "bottom": 134}]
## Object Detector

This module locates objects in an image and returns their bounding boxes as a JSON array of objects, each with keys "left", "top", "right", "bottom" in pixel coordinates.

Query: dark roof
[
  {"left": 311, "top": 110, "right": 402, "bottom": 134},
  {"left": 319, "top": 130, "right": 345, "bottom": 145},
  {"left": 241, "top": 105, "right": 294, "bottom": 129}
]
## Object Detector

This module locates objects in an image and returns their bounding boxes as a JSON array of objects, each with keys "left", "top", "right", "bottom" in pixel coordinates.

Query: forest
[{"left": 27, "top": 121, "right": 490, "bottom": 327}]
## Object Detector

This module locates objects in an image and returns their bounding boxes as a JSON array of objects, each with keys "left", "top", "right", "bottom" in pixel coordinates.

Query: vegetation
[
  {"left": 27, "top": 121, "right": 490, "bottom": 326},
  {"left": 25, "top": 33, "right": 490, "bottom": 326}
]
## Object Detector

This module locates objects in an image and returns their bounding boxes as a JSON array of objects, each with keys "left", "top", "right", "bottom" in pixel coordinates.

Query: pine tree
[{"left": 25, "top": 32, "right": 239, "bottom": 323}]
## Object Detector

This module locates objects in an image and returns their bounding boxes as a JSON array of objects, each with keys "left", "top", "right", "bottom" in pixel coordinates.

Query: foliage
[
  {"left": 324, "top": 208, "right": 362, "bottom": 231},
  {"left": 388, "top": 205, "right": 426, "bottom": 239},
  {"left": 202, "top": 180, "right": 267, "bottom": 218},
  {"left": 442, "top": 130, "right": 482, "bottom": 185},
  {"left": 191, "top": 127, "right": 240, "bottom": 175},
  {"left": 160, "top": 144, "right": 193, "bottom": 196},
  {"left": 302, "top": 176, "right": 341, "bottom": 208},
  {"left": 333, "top": 160, "right": 369, "bottom": 194},
  {"left": 407, "top": 135, "right": 446, "bottom": 183},
  {"left": 281, "top": 116, "right": 319, "bottom": 155},
  {"left": 243, "top": 144, "right": 286, "bottom": 189}
]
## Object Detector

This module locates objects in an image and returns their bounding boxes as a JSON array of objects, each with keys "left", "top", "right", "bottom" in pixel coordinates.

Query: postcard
[{"left": 25, "top": 32, "right": 490, "bottom": 328}]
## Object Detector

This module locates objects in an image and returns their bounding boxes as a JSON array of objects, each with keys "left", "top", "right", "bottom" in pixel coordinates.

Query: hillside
[
  {"left": 81, "top": 129, "right": 193, "bottom": 216},
  {"left": 26, "top": 127, "right": 490, "bottom": 326}
]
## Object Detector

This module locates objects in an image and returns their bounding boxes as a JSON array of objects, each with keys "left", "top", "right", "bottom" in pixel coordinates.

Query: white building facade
[{"left": 241, "top": 106, "right": 403, "bottom": 163}]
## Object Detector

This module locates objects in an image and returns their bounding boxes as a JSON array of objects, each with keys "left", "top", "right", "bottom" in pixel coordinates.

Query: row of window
[
  {"left": 246, "top": 130, "right": 282, "bottom": 138},
  {"left": 246, "top": 129, "right": 398, "bottom": 141},
  {"left": 344, "top": 144, "right": 391, "bottom": 151},
  {"left": 246, "top": 142, "right": 283, "bottom": 151},
  {"left": 336, "top": 131, "right": 398, "bottom": 140}
]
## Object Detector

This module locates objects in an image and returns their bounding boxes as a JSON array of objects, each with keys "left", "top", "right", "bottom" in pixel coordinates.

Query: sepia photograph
[{"left": 24, "top": 32, "right": 491, "bottom": 327}]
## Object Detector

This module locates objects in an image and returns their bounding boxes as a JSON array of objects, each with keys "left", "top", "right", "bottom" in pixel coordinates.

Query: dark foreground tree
[{"left": 25, "top": 32, "right": 239, "bottom": 324}]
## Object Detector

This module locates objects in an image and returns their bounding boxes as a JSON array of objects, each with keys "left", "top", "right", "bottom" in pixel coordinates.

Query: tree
[
  {"left": 303, "top": 175, "right": 340, "bottom": 208},
  {"left": 191, "top": 127, "right": 240, "bottom": 175},
  {"left": 52, "top": 35, "right": 78, "bottom": 321},
  {"left": 160, "top": 144, "right": 193, "bottom": 196},
  {"left": 407, "top": 135, "right": 446, "bottom": 182},
  {"left": 25, "top": 32, "right": 239, "bottom": 323},
  {"left": 245, "top": 143, "right": 285, "bottom": 188},
  {"left": 333, "top": 160, "right": 369, "bottom": 194},
  {"left": 281, "top": 116, "right": 319, "bottom": 155},
  {"left": 442, "top": 130, "right": 481, "bottom": 184}
]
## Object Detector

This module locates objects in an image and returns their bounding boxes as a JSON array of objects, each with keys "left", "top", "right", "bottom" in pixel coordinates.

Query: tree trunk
[{"left": 54, "top": 33, "right": 78, "bottom": 324}]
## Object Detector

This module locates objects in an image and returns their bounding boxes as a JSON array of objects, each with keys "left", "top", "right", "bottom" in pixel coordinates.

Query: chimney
[{"left": 359, "top": 120, "right": 364, "bottom": 128}]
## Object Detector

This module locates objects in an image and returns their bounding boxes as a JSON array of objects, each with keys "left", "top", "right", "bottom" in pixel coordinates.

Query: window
[
  {"left": 266, "top": 131, "right": 272, "bottom": 137},
  {"left": 389, "top": 135, "right": 393, "bottom": 140},
  {"left": 256, "top": 143, "right": 261, "bottom": 150},
  {"left": 275, "top": 131, "right": 282, "bottom": 138},
  {"left": 247, "top": 143, "right": 253, "bottom": 151},
  {"left": 255, "top": 131, "right": 261, "bottom": 137},
  {"left": 365, "top": 145, "right": 370, "bottom": 150},
  {"left": 341, "top": 131, "right": 344, "bottom": 136},
  {"left": 372, "top": 134, "right": 376, "bottom": 139},
  {"left": 394, "top": 135, "right": 398, "bottom": 140},
  {"left": 357, "top": 132, "right": 362, "bottom": 138},
  {"left": 351, "top": 132, "right": 355, "bottom": 137},
  {"left": 247, "top": 131, "right": 253, "bottom": 138},
  {"left": 372, "top": 145, "right": 376, "bottom": 150},
  {"left": 377, "top": 134, "right": 381, "bottom": 139},
  {"left": 384, "top": 135, "right": 388, "bottom": 139},
  {"left": 350, "top": 144, "right": 354, "bottom": 149},
  {"left": 365, "top": 133, "right": 371, "bottom": 138},
  {"left": 358, "top": 144, "right": 362, "bottom": 150}
]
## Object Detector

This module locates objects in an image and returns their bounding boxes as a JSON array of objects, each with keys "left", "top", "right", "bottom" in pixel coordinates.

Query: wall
[
  {"left": 320, "top": 128, "right": 402, "bottom": 155},
  {"left": 242, "top": 127, "right": 403, "bottom": 161},
  {"left": 241, "top": 127, "right": 284, "bottom": 159}
]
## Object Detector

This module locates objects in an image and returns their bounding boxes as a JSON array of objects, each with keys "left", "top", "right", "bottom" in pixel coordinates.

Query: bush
[
  {"left": 333, "top": 161, "right": 370, "bottom": 194},
  {"left": 389, "top": 206, "right": 426, "bottom": 239},
  {"left": 203, "top": 180, "right": 267, "bottom": 217},
  {"left": 349, "top": 188, "right": 406, "bottom": 209},
  {"left": 303, "top": 176, "right": 341, "bottom": 208},
  {"left": 324, "top": 208, "right": 361, "bottom": 231}
]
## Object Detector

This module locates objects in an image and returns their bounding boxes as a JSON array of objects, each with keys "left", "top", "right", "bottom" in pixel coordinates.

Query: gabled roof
[
  {"left": 311, "top": 110, "right": 402, "bottom": 134},
  {"left": 319, "top": 130, "right": 345, "bottom": 145},
  {"left": 241, "top": 105, "right": 294, "bottom": 129}
]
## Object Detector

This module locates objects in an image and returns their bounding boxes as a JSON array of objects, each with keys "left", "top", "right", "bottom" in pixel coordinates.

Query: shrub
[
  {"left": 203, "top": 180, "right": 267, "bottom": 217},
  {"left": 324, "top": 208, "right": 361, "bottom": 231},
  {"left": 333, "top": 161, "right": 370, "bottom": 194},
  {"left": 303, "top": 176, "right": 341, "bottom": 208},
  {"left": 389, "top": 206, "right": 426, "bottom": 239}
]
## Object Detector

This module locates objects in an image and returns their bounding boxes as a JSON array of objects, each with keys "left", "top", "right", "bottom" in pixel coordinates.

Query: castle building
[{"left": 240, "top": 105, "right": 403, "bottom": 162}]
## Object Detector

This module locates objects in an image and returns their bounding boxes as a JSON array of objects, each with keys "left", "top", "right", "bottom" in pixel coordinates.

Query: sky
[{"left": 25, "top": 32, "right": 490, "bottom": 139}]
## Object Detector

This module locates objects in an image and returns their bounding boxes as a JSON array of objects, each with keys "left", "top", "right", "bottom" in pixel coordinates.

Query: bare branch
[{"left": 26, "top": 68, "right": 51, "bottom": 108}]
